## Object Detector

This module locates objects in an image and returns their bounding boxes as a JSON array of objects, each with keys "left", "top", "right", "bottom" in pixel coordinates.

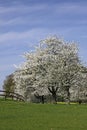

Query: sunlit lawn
[{"left": 0, "top": 99, "right": 87, "bottom": 130}]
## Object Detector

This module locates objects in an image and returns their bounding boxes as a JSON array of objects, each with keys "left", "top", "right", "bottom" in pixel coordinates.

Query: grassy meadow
[{"left": 0, "top": 99, "right": 87, "bottom": 130}]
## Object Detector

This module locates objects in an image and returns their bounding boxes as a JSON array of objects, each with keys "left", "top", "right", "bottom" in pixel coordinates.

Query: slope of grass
[{"left": 0, "top": 100, "right": 87, "bottom": 130}]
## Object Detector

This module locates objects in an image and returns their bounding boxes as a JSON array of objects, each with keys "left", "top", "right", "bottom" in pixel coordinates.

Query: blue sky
[{"left": 0, "top": 0, "right": 87, "bottom": 89}]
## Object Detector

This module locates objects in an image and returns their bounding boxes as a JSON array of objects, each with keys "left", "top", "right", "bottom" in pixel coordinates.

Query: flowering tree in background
[{"left": 13, "top": 36, "right": 87, "bottom": 103}]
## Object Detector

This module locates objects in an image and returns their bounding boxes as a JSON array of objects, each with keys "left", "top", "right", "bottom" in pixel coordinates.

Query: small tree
[{"left": 3, "top": 74, "right": 15, "bottom": 95}]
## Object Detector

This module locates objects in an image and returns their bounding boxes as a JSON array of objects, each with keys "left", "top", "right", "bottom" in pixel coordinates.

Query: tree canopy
[{"left": 13, "top": 36, "right": 87, "bottom": 103}]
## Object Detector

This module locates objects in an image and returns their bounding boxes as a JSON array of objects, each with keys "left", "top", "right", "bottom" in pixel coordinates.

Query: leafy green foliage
[{"left": 3, "top": 74, "right": 15, "bottom": 93}]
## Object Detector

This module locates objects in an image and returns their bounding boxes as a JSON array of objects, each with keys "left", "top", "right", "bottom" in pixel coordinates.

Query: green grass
[{"left": 0, "top": 100, "right": 87, "bottom": 130}]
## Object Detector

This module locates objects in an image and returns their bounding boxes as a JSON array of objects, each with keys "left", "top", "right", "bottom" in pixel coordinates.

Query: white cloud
[
  {"left": 0, "top": 28, "right": 50, "bottom": 44},
  {"left": 0, "top": 4, "right": 48, "bottom": 14},
  {"left": 0, "top": 27, "right": 74, "bottom": 45},
  {"left": 0, "top": 17, "right": 26, "bottom": 26},
  {"left": 0, "top": 3, "right": 49, "bottom": 26},
  {"left": 0, "top": 2, "right": 87, "bottom": 27},
  {"left": 1, "top": 25, "right": 84, "bottom": 46},
  {"left": 54, "top": 2, "right": 87, "bottom": 15},
  {"left": 0, "top": 16, "right": 45, "bottom": 26}
]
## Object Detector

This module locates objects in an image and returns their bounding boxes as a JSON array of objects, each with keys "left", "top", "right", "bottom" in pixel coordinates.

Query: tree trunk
[
  {"left": 48, "top": 86, "right": 58, "bottom": 104},
  {"left": 67, "top": 90, "right": 70, "bottom": 104},
  {"left": 52, "top": 94, "right": 57, "bottom": 104}
]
